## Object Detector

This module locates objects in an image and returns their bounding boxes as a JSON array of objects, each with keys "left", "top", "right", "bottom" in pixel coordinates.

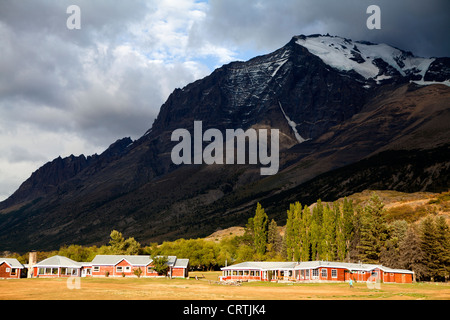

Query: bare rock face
[{"left": 0, "top": 35, "right": 449, "bottom": 251}]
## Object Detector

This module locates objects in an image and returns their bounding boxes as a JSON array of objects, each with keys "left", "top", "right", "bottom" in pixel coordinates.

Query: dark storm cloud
[
  {"left": 0, "top": 0, "right": 150, "bottom": 47},
  {"left": 0, "top": 0, "right": 210, "bottom": 200},
  {"left": 1, "top": 0, "right": 448, "bottom": 201},
  {"left": 193, "top": 0, "right": 449, "bottom": 58},
  {"left": 0, "top": 0, "right": 205, "bottom": 144}
]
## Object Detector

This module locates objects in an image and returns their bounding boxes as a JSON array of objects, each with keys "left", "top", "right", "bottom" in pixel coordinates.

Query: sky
[{"left": 0, "top": 0, "right": 449, "bottom": 201}]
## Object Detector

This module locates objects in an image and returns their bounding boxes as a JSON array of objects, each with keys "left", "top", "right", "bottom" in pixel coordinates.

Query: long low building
[
  {"left": 220, "top": 260, "right": 414, "bottom": 284},
  {"left": 89, "top": 255, "right": 189, "bottom": 278},
  {"left": 0, "top": 254, "right": 189, "bottom": 279}
]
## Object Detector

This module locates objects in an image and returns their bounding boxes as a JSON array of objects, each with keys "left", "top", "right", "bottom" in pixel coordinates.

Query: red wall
[
  {"left": 0, "top": 262, "right": 21, "bottom": 279},
  {"left": 222, "top": 267, "right": 413, "bottom": 284},
  {"left": 172, "top": 267, "right": 187, "bottom": 278},
  {"left": 91, "top": 259, "right": 171, "bottom": 278}
]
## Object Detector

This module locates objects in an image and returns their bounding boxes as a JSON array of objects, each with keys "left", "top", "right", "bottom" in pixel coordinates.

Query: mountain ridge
[{"left": 1, "top": 34, "right": 449, "bottom": 252}]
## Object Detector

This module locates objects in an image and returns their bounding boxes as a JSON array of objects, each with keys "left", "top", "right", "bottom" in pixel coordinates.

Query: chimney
[{"left": 28, "top": 251, "right": 37, "bottom": 278}]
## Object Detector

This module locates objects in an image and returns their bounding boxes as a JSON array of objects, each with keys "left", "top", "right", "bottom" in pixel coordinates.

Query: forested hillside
[{"left": 5, "top": 190, "right": 450, "bottom": 282}]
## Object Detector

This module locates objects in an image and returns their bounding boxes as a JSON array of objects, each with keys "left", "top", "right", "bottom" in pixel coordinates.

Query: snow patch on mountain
[
  {"left": 295, "top": 35, "right": 437, "bottom": 84},
  {"left": 271, "top": 59, "right": 288, "bottom": 77},
  {"left": 278, "top": 101, "right": 307, "bottom": 143}
]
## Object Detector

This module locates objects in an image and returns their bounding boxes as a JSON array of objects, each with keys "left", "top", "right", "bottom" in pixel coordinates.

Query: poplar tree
[
  {"left": 253, "top": 203, "right": 268, "bottom": 256},
  {"left": 284, "top": 204, "right": 295, "bottom": 261},
  {"left": 348, "top": 205, "right": 363, "bottom": 261},
  {"left": 292, "top": 202, "right": 302, "bottom": 261},
  {"left": 310, "top": 200, "right": 324, "bottom": 260},
  {"left": 299, "top": 205, "right": 311, "bottom": 261},
  {"left": 342, "top": 197, "right": 355, "bottom": 256},
  {"left": 310, "top": 218, "right": 320, "bottom": 260},
  {"left": 268, "top": 219, "right": 283, "bottom": 257},
  {"left": 321, "top": 204, "right": 335, "bottom": 261},
  {"left": 284, "top": 202, "right": 301, "bottom": 261},
  {"left": 335, "top": 203, "right": 347, "bottom": 261}
]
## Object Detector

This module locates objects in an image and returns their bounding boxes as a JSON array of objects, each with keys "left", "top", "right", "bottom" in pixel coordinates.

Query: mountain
[{"left": 1, "top": 34, "right": 449, "bottom": 252}]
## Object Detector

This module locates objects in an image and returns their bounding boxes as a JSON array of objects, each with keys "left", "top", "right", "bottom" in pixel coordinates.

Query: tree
[
  {"left": 335, "top": 203, "right": 347, "bottom": 261},
  {"left": 434, "top": 216, "right": 450, "bottom": 281},
  {"left": 253, "top": 203, "right": 268, "bottom": 257},
  {"left": 109, "top": 230, "right": 141, "bottom": 255},
  {"left": 299, "top": 205, "right": 311, "bottom": 261},
  {"left": 284, "top": 204, "right": 296, "bottom": 261},
  {"left": 151, "top": 255, "right": 169, "bottom": 276},
  {"left": 380, "top": 220, "right": 408, "bottom": 268},
  {"left": 342, "top": 197, "right": 355, "bottom": 259},
  {"left": 420, "top": 216, "right": 439, "bottom": 281},
  {"left": 348, "top": 204, "right": 364, "bottom": 261},
  {"left": 267, "top": 219, "right": 283, "bottom": 259},
  {"left": 320, "top": 204, "right": 336, "bottom": 261},
  {"left": 357, "top": 193, "right": 388, "bottom": 263},
  {"left": 133, "top": 267, "right": 143, "bottom": 278},
  {"left": 309, "top": 219, "right": 321, "bottom": 260},
  {"left": 310, "top": 200, "right": 324, "bottom": 260},
  {"left": 399, "top": 226, "right": 426, "bottom": 281},
  {"left": 109, "top": 230, "right": 125, "bottom": 251},
  {"left": 58, "top": 244, "right": 97, "bottom": 262},
  {"left": 284, "top": 202, "right": 301, "bottom": 261}
]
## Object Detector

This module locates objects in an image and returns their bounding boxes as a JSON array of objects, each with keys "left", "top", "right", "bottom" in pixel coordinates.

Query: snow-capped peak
[{"left": 295, "top": 34, "right": 448, "bottom": 86}]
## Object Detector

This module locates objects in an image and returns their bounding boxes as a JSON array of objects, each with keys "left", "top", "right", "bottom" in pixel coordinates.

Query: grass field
[{"left": 1, "top": 272, "right": 449, "bottom": 300}]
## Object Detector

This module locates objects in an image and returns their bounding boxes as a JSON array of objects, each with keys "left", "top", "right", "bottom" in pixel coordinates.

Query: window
[
  {"left": 321, "top": 269, "right": 327, "bottom": 278},
  {"left": 312, "top": 269, "right": 319, "bottom": 278},
  {"left": 5, "top": 268, "right": 10, "bottom": 273},
  {"left": 331, "top": 269, "right": 337, "bottom": 278},
  {"left": 11, "top": 268, "right": 16, "bottom": 275},
  {"left": 305, "top": 270, "right": 310, "bottom": 278},
  {"left": 93, "top": 266, "right": 100, "bottom": 272},
  {"left": 124, "top": 266, "right": 131, "bottom": 272},
  {"left": 116, "top": 266, "right": 123, "bottom": 273},
  {"left": 38, "top": 267, "right": 59, "bottom": 275}
]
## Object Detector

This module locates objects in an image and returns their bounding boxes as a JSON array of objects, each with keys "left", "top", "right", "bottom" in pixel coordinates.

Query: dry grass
[{"left": 1, "top": 272, "right": 449, "bottom": 300}]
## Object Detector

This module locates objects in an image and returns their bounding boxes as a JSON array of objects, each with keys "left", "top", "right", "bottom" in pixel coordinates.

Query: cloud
[
  {"left": 0, "top": 0, "right": 448, "bottom": 201},
  {"left": 0, "top": 0, "right": 216, "bottom": 201},
  {"left": 192, "top": 0, "right": 450, "bottom": 58}
]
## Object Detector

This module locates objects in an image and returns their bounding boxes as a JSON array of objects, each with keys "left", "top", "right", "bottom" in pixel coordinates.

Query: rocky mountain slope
[{"left": 1, "top": 34, "right": 449, "bottom": 252}]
